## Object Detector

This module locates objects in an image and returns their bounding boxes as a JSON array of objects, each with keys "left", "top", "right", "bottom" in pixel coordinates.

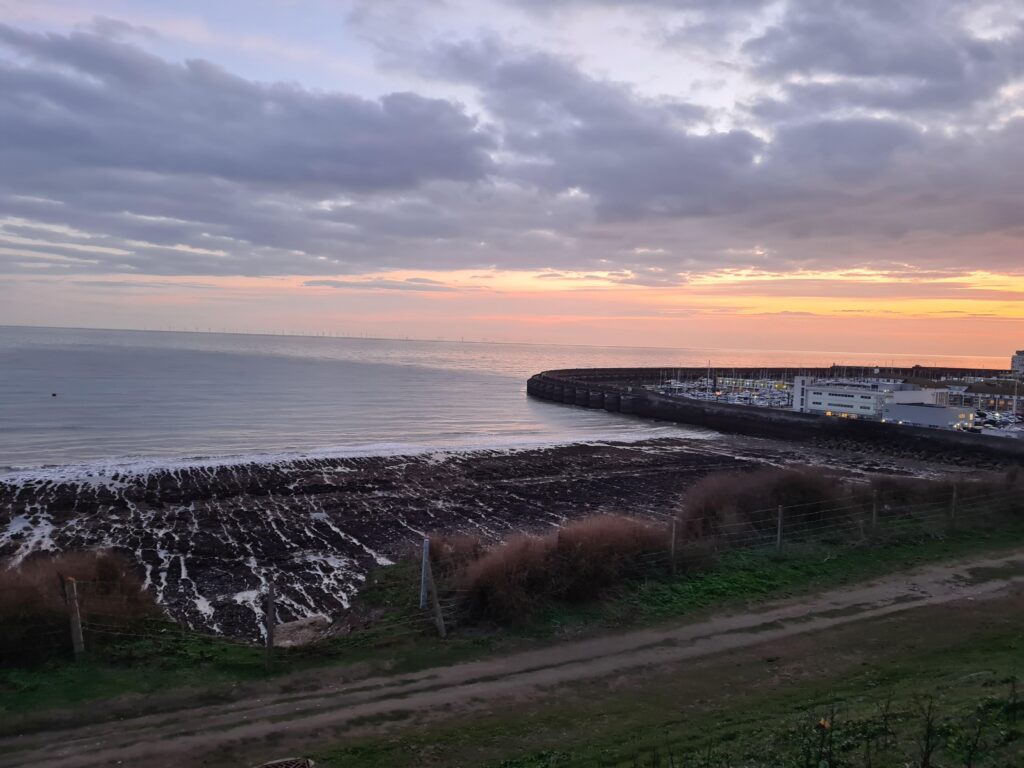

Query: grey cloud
[
  {"left": 427, "top": 39, "right": 760, "bottom": 219},
  {"left": 303, "top": 278, "right": 458, "bottom": 292},
  {"left": 744, "top": 0, "right": 1024, "bottom": 116},
  {"left": 87, "top": 16, "right": 161, "bottom": 40},
  {"left": 0, "top": 24, "right": 500, "bottom": 277},
  {"left": 3, "top": 8, "right": 1024, "bottom": 285},
  {"left": 765, "top": 118, "right": 923, "bottom": 184},
  {"left": 70, "top": 280, "right": 217, "bottom": 290},
  {"left": 604, "top": 268, "right": 686, "bottom": 286},
  {"left": 511, "top": 0, "right": 769, "bottom": 10},
  {"left": 0, "top": 24, "right": 493, "bottom": 192}
]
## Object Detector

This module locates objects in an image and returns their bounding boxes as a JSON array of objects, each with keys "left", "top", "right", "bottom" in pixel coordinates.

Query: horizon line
[{"left": 0, "top": 323, "right": 1013, "bottom": 364}]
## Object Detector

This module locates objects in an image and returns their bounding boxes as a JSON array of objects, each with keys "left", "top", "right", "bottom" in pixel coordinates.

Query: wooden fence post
[
  {"left": 669, "top": 519, "right": 677, "bottom": 577},
  {"left": 419, "top": 538, "right": 430, "bottom": 609},
  {"left": 264, "top": 579, "right": 276, "bottom": 670},
  {"left": 425, "top": 555, "right": 446, "bottom": 639},
  {"left": 776, "top": 504, "right": 784, "bottom": 553},
  {"left": 67, "top": 577, "right": 85, "bottom": 661}
]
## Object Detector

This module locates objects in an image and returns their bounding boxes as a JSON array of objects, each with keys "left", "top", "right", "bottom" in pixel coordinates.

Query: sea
[{"left": 0, "top": 325, "right": 1006, "bottom": 475}]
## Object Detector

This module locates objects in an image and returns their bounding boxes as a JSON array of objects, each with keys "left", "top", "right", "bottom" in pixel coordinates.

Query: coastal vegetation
[
  {"left": 2, "top": 467, "right": 1023, "bottom": 738},
  {"left": 0, "top": 550, "right": 154, "bottom": 667},
  {"left": 451, "top": 515, "right": 666, "bottom": 624},
  {"left": 316, "top": 591, "right": 1024, "bottom": 768},
  {"left": 434, "top": 467, "right": 1023, "bottom": 624}
]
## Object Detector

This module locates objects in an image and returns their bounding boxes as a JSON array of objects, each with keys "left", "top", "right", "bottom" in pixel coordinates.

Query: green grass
[
  {"left": 0, "top": 563, "right": 492, "bottom": 727},
  {"left": 3, "top": 524, "right": 1024, "bottom": 727},
  {"left": 315, "top": 593, "right": 1024, "bottom": 768},
  {"left": 0, "top": 629, "right": 267, "bottom": 723},
  {"left": 525, "top": 525, "right": 1024, "bottom": 636}
]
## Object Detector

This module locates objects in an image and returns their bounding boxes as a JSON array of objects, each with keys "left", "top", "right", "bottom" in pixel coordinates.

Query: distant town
[{"left": 646, "top": 349, "right": 1024, "bottom": 437}]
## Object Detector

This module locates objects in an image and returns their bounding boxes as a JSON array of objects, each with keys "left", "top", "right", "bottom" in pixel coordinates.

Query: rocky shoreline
[{"left": 0, "top": 434, "right": 997, "bottom": 638}]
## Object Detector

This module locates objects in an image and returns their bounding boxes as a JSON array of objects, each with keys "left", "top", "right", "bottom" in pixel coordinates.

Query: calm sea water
[{"left": 0, "top": 326, "right": 1005, "bottom": 472}]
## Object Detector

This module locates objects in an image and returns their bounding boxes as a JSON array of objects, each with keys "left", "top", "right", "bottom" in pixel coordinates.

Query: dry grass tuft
[
  {"left": 458, "top": 515, "right": 666, "bottom": 623},
  {"left": 0, "top": 549, "right": 155, "bottom": 666},
  {"left": 678, "top": 466, "right": 848, "bottom": 542},
  {"left": 429, "top": 533, "right": 487, "bottom": 578}
]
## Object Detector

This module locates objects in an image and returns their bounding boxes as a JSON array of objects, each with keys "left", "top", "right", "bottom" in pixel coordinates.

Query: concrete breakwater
[{"left": 527, "top": 366, "right": 1024, "bottom": 462}]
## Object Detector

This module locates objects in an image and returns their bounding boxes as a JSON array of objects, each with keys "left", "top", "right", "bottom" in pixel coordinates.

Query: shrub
[
  {"left": 460, "top": 534, "right": 550, "bottom": 623},
  {"left": 0, "top": 549, "right": 155, "bottom": 667},
  {"left": 459, "top": 515, "right": 666, "bottom": 623},
  {"left": 438, "top": 468, "right": 1024, "bottom": 627},
  {"left": 869, "top": 475, "right": 958, "bottom": 508},
  {"left": 429, "top": 533, "right": 486, "bottom": 579},
  {"left": 550, "top": 515, "right": 666, "bottom": 601},
  {"left": 678, "top": 467, "right": 849, "bottom": 543},
  {"left": 866, "top": 471, "right": 1024, "bottom": 525}
]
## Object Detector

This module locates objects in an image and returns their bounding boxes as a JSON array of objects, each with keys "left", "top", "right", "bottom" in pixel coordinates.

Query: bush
[
  {"left": 0, "top": 549, "right": 155, "bottom": 667},
  {"left": 429, "top": 533, "right": 487, "bottom": 579},
  {"left": 678, "top": 467, "right": 849, "bottom": 543},
  {"left": 869, "top": 475, "right": 959, "bottom": 508},
  {"left": 459, "top": 515, "right": 666, "bottom": 623},
  {"left": 435, "top": 468, "right": 1024, "bottom": 627},
  {"left": 866, "top": 471, "right": 1024, "bottom": 526},
  {"left": 460, "top": 534, "right": 550, "bottom": 623},
  {"left": 550, "top": 516, "right": 666, "bottom": 601}
]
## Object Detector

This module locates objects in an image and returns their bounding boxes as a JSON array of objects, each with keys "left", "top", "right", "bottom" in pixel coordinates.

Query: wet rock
[{"left": 1, "top": 435, "right": 982, "bottom": 640}]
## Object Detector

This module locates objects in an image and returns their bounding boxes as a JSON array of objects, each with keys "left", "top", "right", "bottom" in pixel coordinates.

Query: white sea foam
[{"left": 0, "top": 426, "right": 715, "bottom": 486}]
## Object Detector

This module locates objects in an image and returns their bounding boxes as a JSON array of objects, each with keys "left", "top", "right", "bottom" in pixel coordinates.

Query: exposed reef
[
  {"left": 1, "top": 439, "right": 759, "bottom": 638},
  {"left": 6, "top": 362, "right": 1016, "bottom": 640}
]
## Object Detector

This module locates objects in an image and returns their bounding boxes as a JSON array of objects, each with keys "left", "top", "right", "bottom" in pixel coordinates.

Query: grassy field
[
  {"left": 315, "top": 588, "right": 1024, "bottom": 768},
  {"left": 505, "top": 526, "right": 1024, "bottom": 635},
  {"left": 3, "top": 525, "right": 1024, "bottom": 727}
]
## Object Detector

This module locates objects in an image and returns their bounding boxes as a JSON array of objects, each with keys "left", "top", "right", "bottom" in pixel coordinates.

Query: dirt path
[{"left": 3, "top": 550, "right": 1024, "bottom": 768}]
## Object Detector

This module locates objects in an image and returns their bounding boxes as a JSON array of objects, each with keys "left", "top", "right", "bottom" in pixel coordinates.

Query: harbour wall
[{"left": 526, "top": 367, "right": 1024, "bottom": 462}]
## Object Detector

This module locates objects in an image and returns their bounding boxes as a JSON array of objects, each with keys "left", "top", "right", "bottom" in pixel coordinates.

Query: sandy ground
[{"left": 1, "top": 549, "right": 1022, "bottom": 768}]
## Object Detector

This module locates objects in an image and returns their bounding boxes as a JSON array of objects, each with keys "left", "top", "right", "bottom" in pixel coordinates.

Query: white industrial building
[
  {"left": 891, "top": 388, "right": 949, "bottom": 406},
  {"left": 791, "top": 377, "right": 892, "bottom": 419},
  {"left": 882, "top": 403, "right": 974, "bottom": 429},
  {"left": 792, "top": 376, "right": 967, "bottom": 428}
]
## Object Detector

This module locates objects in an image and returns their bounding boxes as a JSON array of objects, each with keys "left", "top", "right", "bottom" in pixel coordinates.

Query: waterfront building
[
  {"left": 1013, "top": 350, "right": 1024, "bottom": 376},
  {"left": 792, "top": 376, "right": 960, "bottom": 423},
  {"left": 947, "top": 380, "right": 1023, "bottom": 417},
  {"left": 881, "top": 403, "right": 974, "bottom": 430},
  {"left": 791, "top": 376, "right": 891, "bottom": 419}
]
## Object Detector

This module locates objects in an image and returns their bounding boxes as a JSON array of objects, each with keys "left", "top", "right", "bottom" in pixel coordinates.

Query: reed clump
[
  {"left": 677, "top": 466, "right": 848, "bottom": 542},
  {"left": 0, "top": 550, "right": 155, "bottom": 666},
  {"left": 443, "top": 515, "right": 665, "bottom": 624},
  {"left": 427, "top": 466, "right": 1024, "bottom": 626}
]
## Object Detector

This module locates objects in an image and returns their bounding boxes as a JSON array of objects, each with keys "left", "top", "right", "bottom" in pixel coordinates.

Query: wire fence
[
  {"left": 6, "top": 481, "right": 1022, "bottom": 670},
  {"left": 418, "top": 482, "right": 1023, "bottom": 625}
]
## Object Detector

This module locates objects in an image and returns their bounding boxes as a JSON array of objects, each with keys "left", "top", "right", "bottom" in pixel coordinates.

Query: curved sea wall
[{"left": 527, "top": 366, "right": 1024, "bottom": 461}]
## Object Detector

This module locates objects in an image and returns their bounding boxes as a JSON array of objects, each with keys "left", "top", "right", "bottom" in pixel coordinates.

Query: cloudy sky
[{"left": 1, "top": 0, "right": 1023, "bottom": 357}]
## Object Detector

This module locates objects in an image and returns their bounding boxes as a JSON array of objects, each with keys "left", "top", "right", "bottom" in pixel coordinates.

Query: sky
[{"left": 1, "top": 0, "right": 1023, "bottom": 358}]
